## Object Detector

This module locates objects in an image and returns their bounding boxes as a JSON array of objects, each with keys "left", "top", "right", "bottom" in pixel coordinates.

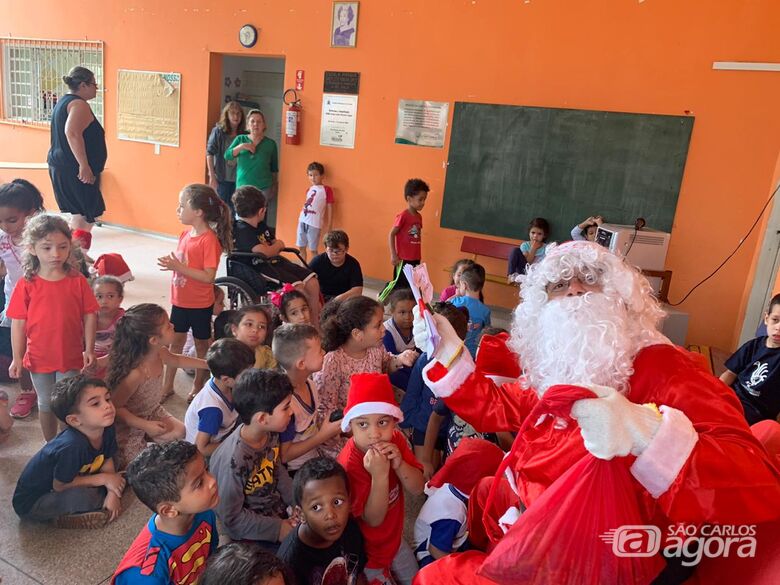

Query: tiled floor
[{"left": 0, "top": 223, "right": 460, "bottom": 585}]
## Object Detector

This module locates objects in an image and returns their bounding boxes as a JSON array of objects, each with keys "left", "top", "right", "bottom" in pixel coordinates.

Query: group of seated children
[
  {"left": 8, "top": 168, "right": 780, "bottom": 585},
  {"left": 506, "top": 214, "right": 603, "bottom": 282}
]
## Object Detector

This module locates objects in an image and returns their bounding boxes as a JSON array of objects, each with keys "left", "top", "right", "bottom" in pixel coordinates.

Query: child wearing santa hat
[
  {"left": 413, "top": 438, "right": 504, "bottom": 567},
  {"left": 336, "top": 372, "right": 425, "bottom": 585}
]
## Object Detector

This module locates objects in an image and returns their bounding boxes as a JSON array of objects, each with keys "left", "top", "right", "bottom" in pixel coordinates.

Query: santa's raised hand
[{"left": 570, "top": 384, "right": 662, "bottom": 460}]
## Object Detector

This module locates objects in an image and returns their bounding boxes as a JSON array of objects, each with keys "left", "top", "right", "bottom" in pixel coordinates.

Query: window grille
[{"left": 0, "top": 38, "right": 103, "bottom": 127}]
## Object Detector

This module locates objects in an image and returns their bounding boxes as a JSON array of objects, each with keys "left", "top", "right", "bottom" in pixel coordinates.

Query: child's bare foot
[{"left": 186, "top": 387, "right": 200, "bottom": 404}]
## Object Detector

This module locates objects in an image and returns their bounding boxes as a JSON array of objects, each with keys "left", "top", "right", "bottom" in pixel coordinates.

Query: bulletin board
[{"left": 117, "top": 70, "right": 181, "bottom": 147}]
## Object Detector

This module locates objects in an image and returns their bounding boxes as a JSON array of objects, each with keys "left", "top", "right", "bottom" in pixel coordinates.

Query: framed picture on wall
[{"left": 331, "top": 2, "right": 359, "bottom": 48}]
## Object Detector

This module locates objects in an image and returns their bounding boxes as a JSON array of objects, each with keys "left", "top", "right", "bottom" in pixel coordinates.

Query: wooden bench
[{"left": 456, "top": 235, "right": 520, "bottom": 286}]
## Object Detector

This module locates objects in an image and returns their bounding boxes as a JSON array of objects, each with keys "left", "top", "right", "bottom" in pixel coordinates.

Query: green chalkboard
[{"left": 441, "top": 102, "right": 694, "bottom": 242}]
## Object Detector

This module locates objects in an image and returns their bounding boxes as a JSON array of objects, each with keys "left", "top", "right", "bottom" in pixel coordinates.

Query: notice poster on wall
[
  {"left": 320, "top": 93, "right": 358, "bottom": 149},
  {"left": 394, "top": 100, "right": 449, "bottom": 147},
  {"left": 117, "top": 70, "right": 181, "bottom": 147}
]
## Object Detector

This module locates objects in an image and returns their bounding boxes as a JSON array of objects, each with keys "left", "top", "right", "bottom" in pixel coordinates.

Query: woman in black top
[{"left": 47, "top": 66, "right": 107, "bottom": 238}]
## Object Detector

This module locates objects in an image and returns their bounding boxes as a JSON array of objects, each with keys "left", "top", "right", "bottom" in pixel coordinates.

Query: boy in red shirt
[
  {"left": 388, "top": 179, "right": 429, "bottom": 290},
  {"left": 337, "top": 373, "right": 425, "bottom": 585}
]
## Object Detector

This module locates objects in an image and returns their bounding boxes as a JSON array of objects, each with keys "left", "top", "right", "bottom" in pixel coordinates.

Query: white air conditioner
[{"left": 595, "top": 224, "right": 671, "bottom": 271}]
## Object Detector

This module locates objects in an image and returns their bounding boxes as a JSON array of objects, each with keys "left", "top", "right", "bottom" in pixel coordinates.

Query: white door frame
[{"left": 739, "top": 180, "right": 780, "bottom": 346}]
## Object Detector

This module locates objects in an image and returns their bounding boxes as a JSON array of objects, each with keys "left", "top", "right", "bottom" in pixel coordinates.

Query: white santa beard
[{"left": 512, "top": 293, "right": 642, "bottom": 395}]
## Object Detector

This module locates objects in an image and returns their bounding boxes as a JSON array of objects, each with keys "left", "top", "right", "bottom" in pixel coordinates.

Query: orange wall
[{"left": 1, "top": 1, "right": 779, "bottom": 350}]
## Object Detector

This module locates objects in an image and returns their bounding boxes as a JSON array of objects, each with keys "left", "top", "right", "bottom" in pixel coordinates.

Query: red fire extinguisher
[{"left": 284, "top": 89, "right": 301, "bottom": 145}]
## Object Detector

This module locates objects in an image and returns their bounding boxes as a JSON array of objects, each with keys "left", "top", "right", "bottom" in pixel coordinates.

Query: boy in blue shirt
[
  {"left": 13, "top": 374, "right": 124, "bottom": 529},
  {"left": 184, "top": 338, "right": 255, "bottom": 457},
  {"left": 720, "top": 293, "right": 780, "bottom": 425},
  {"left": 450, "top": 266, "right": 491, "bottom": 357},
  {"left": 112, "top": 441, "right": 219, "bottom": 585}
]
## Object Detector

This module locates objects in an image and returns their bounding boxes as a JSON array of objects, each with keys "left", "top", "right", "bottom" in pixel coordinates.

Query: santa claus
[{"left": 413, "top": 241, "right": 780, "bottom": 584}]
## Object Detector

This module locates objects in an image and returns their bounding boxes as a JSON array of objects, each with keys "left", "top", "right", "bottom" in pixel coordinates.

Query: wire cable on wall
[{"left": 668, "top": 182, "right": 780, "bottom": 306}]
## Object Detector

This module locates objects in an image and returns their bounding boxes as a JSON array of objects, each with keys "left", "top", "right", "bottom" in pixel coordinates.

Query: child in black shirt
[
  {"left": 277, "top": 456, "right": 366, "bottom": 585},
  {"left": 720, "top": 294, "right": 780, "bottom": 424},
  {"left": 13, "top": 375, "right": 124, "bottom": 528},
  {"left": 232, "top": 185, "right": 322, "bottom": 323}
]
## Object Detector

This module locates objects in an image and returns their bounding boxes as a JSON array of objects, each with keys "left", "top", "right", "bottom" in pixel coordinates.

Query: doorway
[{"left": 211, "top": 54, "right": 285, "bottom": 226}]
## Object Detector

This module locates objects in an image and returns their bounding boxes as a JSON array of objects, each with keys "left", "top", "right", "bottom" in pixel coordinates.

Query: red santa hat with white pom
[{"left": 341, "top": 372, "right": 404, "bottom": 432}]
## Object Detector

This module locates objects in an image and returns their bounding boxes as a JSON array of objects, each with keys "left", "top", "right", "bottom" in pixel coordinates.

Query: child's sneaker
[
  {"left": 10, "top": 390, "right": 36, "bottom": 419},
  {"left": 55, "top": 510, "right": 110, "bottom": 530}
]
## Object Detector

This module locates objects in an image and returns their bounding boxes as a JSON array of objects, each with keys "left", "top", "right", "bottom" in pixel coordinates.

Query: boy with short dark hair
[
  {"left": 337, "top": 373, "right": 424, "bottom": 585},
  {"left": 232, "top": 185, "right": 322, "bottom": 323},
  {"left": 388, "top": 179, "right": 429, "bottom": 289},
  {"left": 720, "top": 293, "right": 780, "bottom": 424},
  {"left": 209, "top": 368, "right": 296, "bottom": 546},
  {"left": 272, "top": 323, "right": 341, "bottom": 472},
  {"left": 13, "top": 375, "right": 124, "bottom": 529},
  {"left": 450, "top": 265, "right": 491, "bottom": 357},
  {"left": 112, "top": 441, "right": 219, "bottom": 584},
  {"left": 278, "top": 456, "right": 367, "bottom": 585},
  {"left": 297, "top": 161, "right": 334, "bottom": 262},
  {"left": 184, "top": 338, "right": 256, "bottom": 456},
  {"left": 383, "top": 289, "right": 417, "bottom": 391},
  {"left": 309, "top": 230, "right": 364, "bottom": 302}
]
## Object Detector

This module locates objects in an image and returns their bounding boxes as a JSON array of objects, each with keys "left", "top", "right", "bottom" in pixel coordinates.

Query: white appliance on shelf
[{"left": 595, "top": 223, "right": 671, "bottom": 271}]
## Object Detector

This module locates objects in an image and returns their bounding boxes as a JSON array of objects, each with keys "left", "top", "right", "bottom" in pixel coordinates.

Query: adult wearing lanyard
[
  {"left": 224, "top": 109, "right": 279, "bottom": 223},
  {"left": 47, "top": 66, "right": 107, "bottom": 250}
]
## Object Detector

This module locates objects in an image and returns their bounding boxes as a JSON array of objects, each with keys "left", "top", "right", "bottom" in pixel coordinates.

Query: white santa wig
[{"left": 510, "top": 241, "right": 670, "bottom": 395}]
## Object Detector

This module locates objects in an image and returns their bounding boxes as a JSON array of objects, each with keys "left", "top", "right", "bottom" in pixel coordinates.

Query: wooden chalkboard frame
[{"left": 441, "top": 102, "right": 694, "bottom": 243}]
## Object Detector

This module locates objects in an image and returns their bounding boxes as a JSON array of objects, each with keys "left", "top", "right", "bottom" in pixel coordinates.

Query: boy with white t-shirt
[
  {"left": 296, "top": 161, "right": 334, "bottom": 262},
  {"left": 184, "top": 338, "right": 255, "bottom": 456}
]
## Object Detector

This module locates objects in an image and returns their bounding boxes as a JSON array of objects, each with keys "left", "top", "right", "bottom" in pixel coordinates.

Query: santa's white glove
[
  {"left": 570, "top": 385, "right": 662, "bottom": 460},
  {"left": 412, "top": 305, "right": 464, "bottom": 366}
]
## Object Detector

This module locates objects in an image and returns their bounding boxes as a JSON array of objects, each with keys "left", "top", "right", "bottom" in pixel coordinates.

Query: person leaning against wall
[
  {"left": 224, "top": 109, "right": 279, "bottom": 221},
  {"left": 206, "top": 101, "right": 246, "bottom": 215},
  {"left": 47, "top": 66, "right": 107, "bottom": 245}
]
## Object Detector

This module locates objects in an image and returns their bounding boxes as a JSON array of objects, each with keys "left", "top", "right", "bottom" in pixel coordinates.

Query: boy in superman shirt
[
  {"left": 337, "top": 373, "right": 425, "bottom": 585},
  {"left": 112, "top": 441, "right": 220, "bottom": 585}
]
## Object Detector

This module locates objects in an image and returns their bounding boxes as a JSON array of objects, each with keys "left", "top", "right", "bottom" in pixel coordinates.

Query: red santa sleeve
[
  {"left": 422, "top": 351, "right": 538, "bottom": 433},
  {"left": 630, "top": 346, "right": 780, "bottom": 526}
]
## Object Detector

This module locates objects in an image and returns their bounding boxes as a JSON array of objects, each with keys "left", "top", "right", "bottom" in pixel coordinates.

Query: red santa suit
[{"left": 416, "top": 340, "right": 780, "bottom": 584}]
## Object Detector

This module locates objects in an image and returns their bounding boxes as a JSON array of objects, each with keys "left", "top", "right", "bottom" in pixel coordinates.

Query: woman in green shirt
[{"left": 225, "top": 109, "right": 279, "bottom": 204}]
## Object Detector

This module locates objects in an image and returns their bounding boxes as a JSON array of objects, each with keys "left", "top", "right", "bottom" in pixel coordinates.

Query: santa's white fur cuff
[
  {"left": 630, "top": 405, "right": 698, "bottom": 498},
  {"left": 422, "top": 350, "right": 476, "bottom": 398}
]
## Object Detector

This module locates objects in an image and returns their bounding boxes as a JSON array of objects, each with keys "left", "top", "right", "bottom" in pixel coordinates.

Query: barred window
[{"left": 0, "top": 38, "right": 103, "bottom": 127}]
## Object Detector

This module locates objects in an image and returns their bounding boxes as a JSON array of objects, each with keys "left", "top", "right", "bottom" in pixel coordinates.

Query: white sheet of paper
[{"left": 403, "top": 263, "right": 440, "bottom": 355}]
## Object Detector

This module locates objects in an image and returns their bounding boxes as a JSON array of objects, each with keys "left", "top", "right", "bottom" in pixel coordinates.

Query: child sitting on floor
[
  {"left": 315, "top": 296, "right": 418, "bottom": 457},
  {"left": 414, "top": 439, "right": 504, "bottom": 567},
  {"left": 337, "top": 372, "right": 424, "bottom": 585},
  {"left": 382, "top": 289, "right": 417, "bottom": 391},
  {"left": 450, "top": 265, "right": 491, "bottom": 358},
  {"left": 112, "top": 441, "right": 219, "bottom": 584},
  {"left": 210, "top": 369, "right": 296, "bottom": 548},
  {"left": 272, "top": 323, "right": 341, "bottom": 473},
  {"left": 184, "top": 338, "right": 255, "bottom": 457},
  {"left": 200, "top": 542, "right": 293, "bottom": 585},
  {"left": 439, "top": 259, "right": 475, "bottom": 303},
  {"left": 107, "top": 304, "right": 208, "bottom": 468},
  {"left": 229, "top": 304, "right": 278, "bottom": 369},
  {"left": 13, "top": 375, "right": 124, "bottom": 529},
  {"left": 271, "top": 285, "right": 312, "bottom": 327},
  {"left": 278, "top": 456, "right": 367, "bottom": 585}
]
